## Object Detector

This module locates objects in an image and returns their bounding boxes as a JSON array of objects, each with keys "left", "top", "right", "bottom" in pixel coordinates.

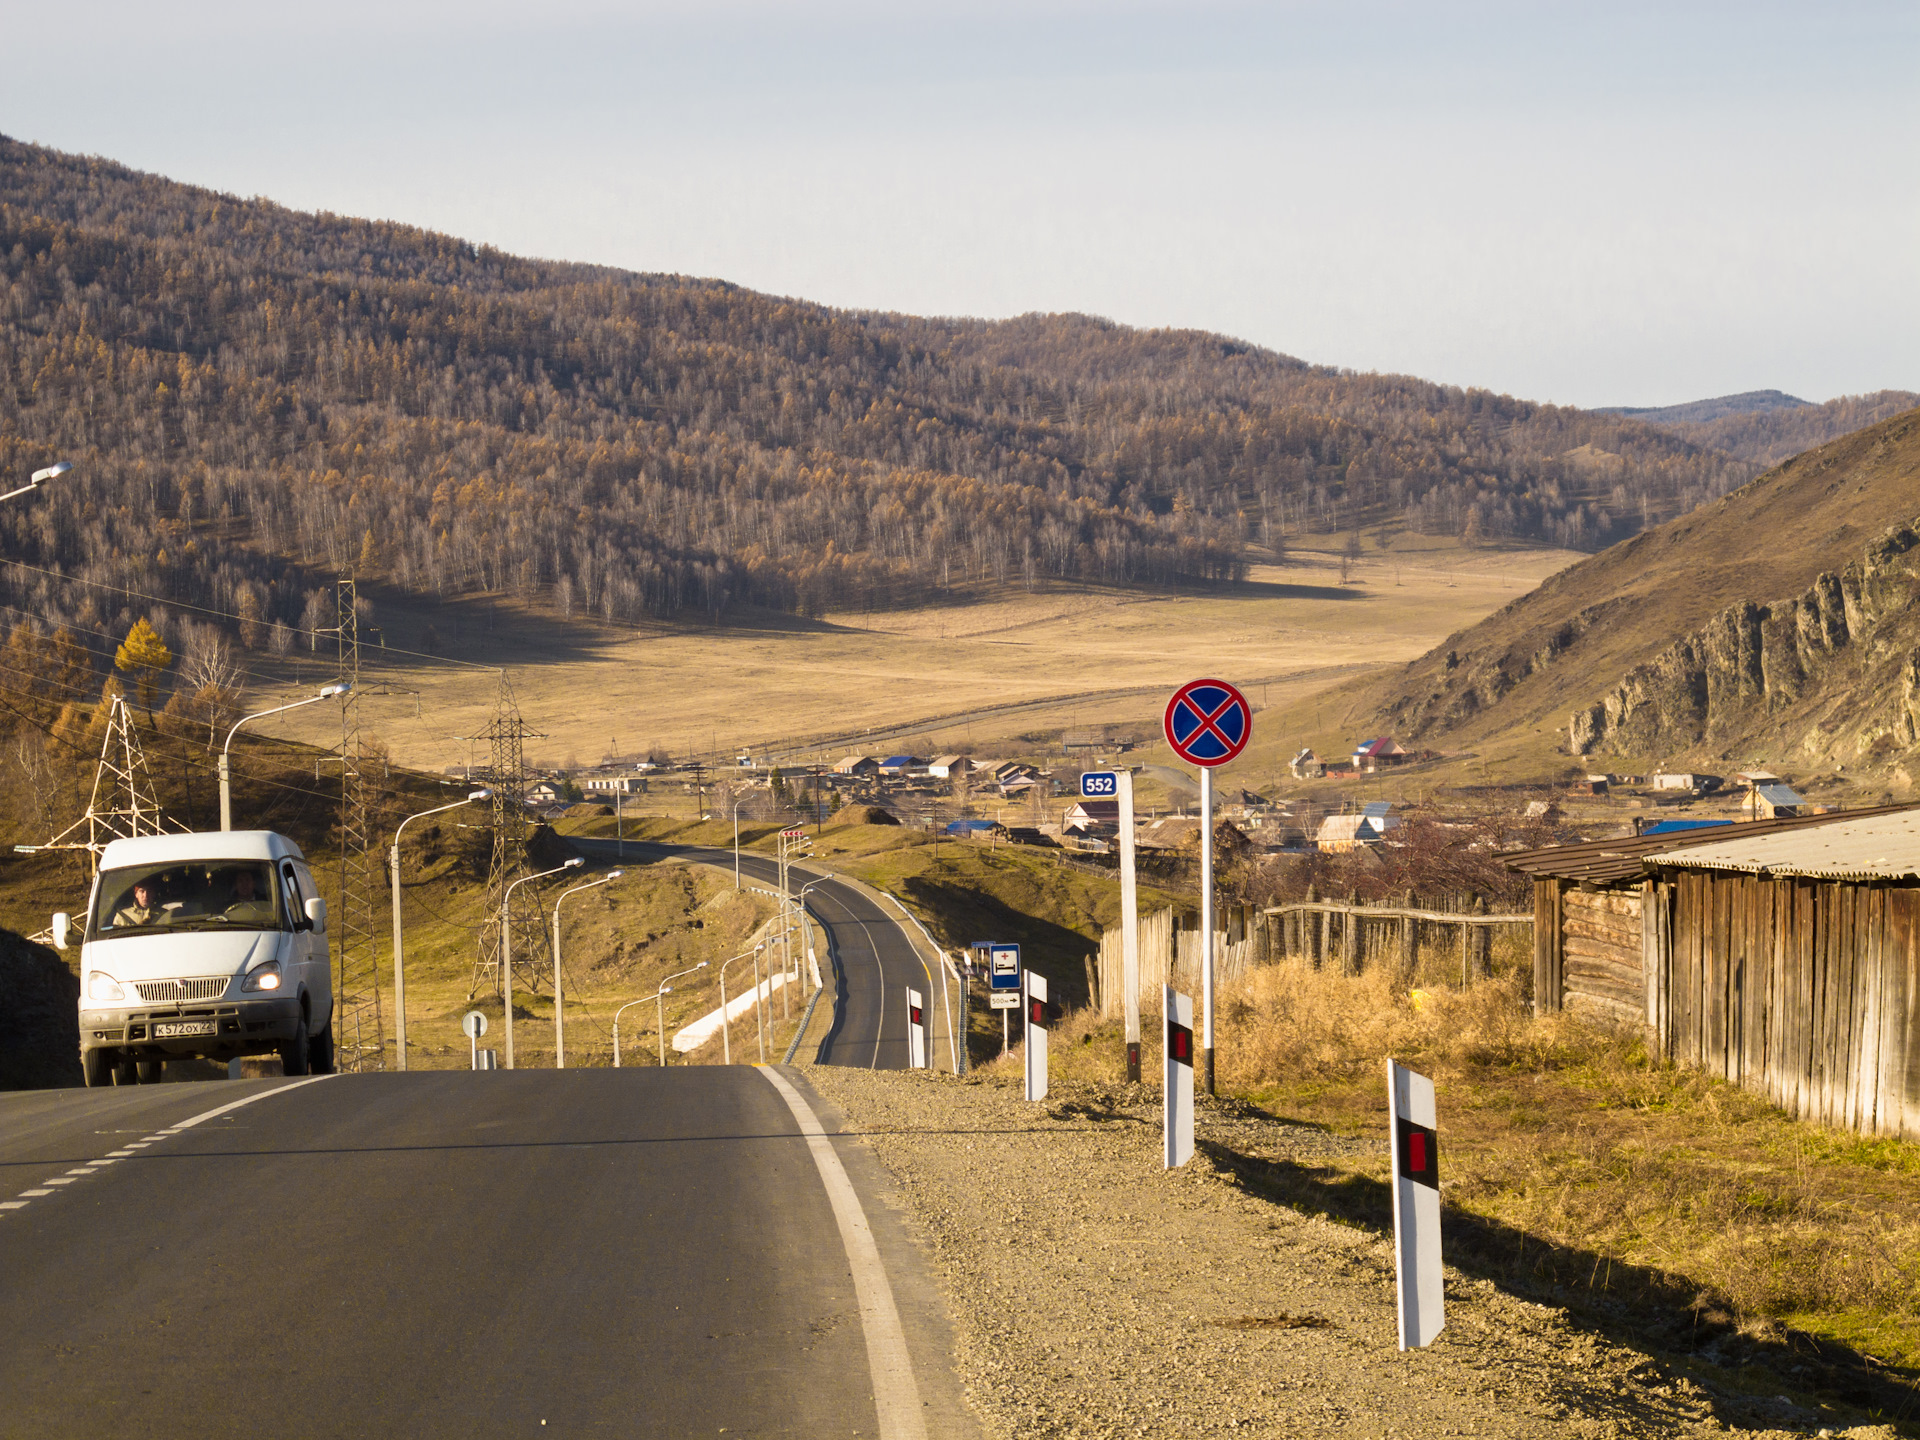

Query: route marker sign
[
  {"left": 1164, "top": 986, "right": 1194, "bottom": 1168},
  {"left": 1023, "top": 970, "right": 1052, "bottom": 1102},
  {"left": 907, "top": 987, "right": 928, "bottom": 1069},
  {"left": 1162, "top": 678, "right": 1251, "bottom": 768},
  {"left": 1388, "top": 1059, "right": 1445, "bottom": 1349},
  {"left": 1080, "top": 770, "right": 1118, "bottom": 798}
]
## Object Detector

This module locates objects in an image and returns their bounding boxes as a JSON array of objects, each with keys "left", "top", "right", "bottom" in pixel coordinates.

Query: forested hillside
[
  {"left": 1646, "top": 391, "right": 1920, "bottom": 468},
  {"left": 0, "top": 135, "right": 1814, "bottom": 662}
]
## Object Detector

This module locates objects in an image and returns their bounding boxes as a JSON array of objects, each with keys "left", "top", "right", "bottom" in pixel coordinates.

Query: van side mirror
[
  {"left": 51, "top": 913, "right": 69, "bottom": 950},
  {"left": 304, "top": 897, "right": 328, "bottom": 934}
]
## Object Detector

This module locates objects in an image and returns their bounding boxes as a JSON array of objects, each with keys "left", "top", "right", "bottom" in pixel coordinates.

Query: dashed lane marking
[{"left": 0, "top": 1074, "right": 336, "bottom": 1219}]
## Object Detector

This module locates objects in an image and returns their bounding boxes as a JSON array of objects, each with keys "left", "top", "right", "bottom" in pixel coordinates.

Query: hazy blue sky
[{"left": 8, "top": 1, "right": 1915, "bottom": 407}]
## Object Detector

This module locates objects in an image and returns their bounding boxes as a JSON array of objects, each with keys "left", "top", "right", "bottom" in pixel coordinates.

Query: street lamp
[
  {"left": 220, "top": 682, "right": 351, "bottom": 830},
  {"left": 783, "top": 877, "right": 831, "bottom": 1009},
  {"left": 612, "top": 961, "right": 708, "bottom": 1067},
  {"left": 551, "top": 868, "right": 622, "bottom": 1068},
  {"left": 732, "top": 795, "right": 752, "bottom": 890},
  {"left": 717, "top": 942, "right": 767, "bottom": 1065},
  {"left": 388, "top": 788, "right": 490, "bottom": 1072},
  {"left": 501, "top": 856, "right": 583, "bottom": 1068},
  {"left": 0, "top": 459, "right": 74, "bottom": 505}
]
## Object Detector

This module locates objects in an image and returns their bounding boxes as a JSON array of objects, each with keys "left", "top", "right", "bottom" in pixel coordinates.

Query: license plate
[{"left": 153, "top": 1020, "right": 217, "bottom": 1039}]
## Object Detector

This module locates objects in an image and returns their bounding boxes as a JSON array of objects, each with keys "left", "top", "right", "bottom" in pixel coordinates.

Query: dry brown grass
[{"left": 1015, "top": 953, "right": 1920, "bottom": 1379}]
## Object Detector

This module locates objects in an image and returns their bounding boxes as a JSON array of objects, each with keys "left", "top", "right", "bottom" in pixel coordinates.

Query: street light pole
[
  {"left": 717, "top": 943, "right": 766, "bottom": 1065},
  {"left": 613, "top": 962, "right": 708, "bottom": 1067},
  {"left": 732, "top": 796, "right": 750, "bottom": 890},
  {"left": 220, "top": 683, "right": 351, "bottom": 831},
  {"left": 551, "top": 869, "right": 622, "bottom": 1068},
  {"left": 389, "top": 788, "right": 490, "bottom": 1072},
  {"left": 501, "top": 856, "right": 583, "bottom": 1068}
]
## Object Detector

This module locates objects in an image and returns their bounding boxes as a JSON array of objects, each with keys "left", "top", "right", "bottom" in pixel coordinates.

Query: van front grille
[{"left": 134, "top": 977, "right": 230, "bottom": 1003}]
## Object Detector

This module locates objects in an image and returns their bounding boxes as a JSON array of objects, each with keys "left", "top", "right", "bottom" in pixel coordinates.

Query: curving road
[
  {"left": 0, "top": 1069, "right": 974, "bottom": 1438},
  {"left": 576, "top": 838, "right": 952, "bottom": 1071}
]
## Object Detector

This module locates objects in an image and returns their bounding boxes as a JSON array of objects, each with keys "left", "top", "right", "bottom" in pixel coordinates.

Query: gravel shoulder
[{"left": 801, "top": 1065, "right": 1894, "bottom": 1440}]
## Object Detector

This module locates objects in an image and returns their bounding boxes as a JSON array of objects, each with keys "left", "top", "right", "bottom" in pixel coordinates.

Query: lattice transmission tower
[
  {"left": 37, "top": 694, "right": 178, "bottom": 869},
  {"left": 467, "top": 672, "right": 548, "bottom": 999},
  {"left": 329, "top": 578, "right": 385, "bottom": 1073}
]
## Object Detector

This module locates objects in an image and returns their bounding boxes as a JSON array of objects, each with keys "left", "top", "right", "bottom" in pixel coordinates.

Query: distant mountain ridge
[{"left": 1598, "top": 390, "right": 1810, "bottom": 425}]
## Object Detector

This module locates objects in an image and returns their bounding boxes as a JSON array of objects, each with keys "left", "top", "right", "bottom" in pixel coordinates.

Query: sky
[{"left": 7, "top": 1, "right": 1916, "bottom": 408}]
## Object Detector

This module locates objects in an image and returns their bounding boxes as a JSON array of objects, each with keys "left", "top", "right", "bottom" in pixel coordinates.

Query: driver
[{"left": 112, "top": 878, "right": 163, "bottom": 927}]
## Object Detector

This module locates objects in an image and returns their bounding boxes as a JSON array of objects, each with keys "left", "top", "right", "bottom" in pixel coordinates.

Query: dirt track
[{"left": 802, "top": 1066, "right": 1892, "bottom": 1440}]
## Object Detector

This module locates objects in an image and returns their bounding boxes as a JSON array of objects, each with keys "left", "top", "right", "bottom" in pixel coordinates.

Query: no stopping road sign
[{"left": 1163, "top": 679, "right": 1251, "bottom": 767}]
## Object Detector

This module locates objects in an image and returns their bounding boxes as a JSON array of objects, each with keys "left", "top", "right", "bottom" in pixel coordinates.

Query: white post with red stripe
[
  {"left": 1023, "top": 970, "right": 1049, "bottom": 1102},
  {"left": 1164, "top": 985, "right": 1194, "bottom": 1168},
  {"left": 906, "top": 987, "right": 927, "bottom": 1069},
  {"left": 1388, "top": 1059, "right": 1444, "bottom": 1349}
]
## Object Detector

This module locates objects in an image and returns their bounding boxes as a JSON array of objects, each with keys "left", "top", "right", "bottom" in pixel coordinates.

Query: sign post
[
  {"left": 1163, "top": 678, "right": 1251, "bottom": 1095},
  {"left": 907, "top": 987, "right": 927, "bottom": 1069},
  {"left": 461, "top": 1009, "right": 489, "bottom": 1072},
  {"left": 1388, "top": 1059, "right": 1444, "bottom": 1349},
  {"left": 1083, "top": 769, "right": 1141, "bottom": 1081},
  {"left": 1023, "top": 970, "right": 1051, "bottom": 1102},
  {"left": 987, "top": 942, "right": 1021, "bottom": 1055},
  {"left": 1163, "top": 986, "right": 1194, "bottom": 1167}
]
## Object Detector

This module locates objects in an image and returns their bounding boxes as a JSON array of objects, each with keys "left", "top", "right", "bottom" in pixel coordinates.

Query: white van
[{"left": 58, "top": 831, "right": 333, "bottom": 1086}]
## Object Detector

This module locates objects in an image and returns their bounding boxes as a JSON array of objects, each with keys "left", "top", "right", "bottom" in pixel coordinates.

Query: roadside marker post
[
  {"left": 1163, "top": 678, "right": 1252, "bottom": 1096},
  {"left": 987, "top": 942, "right": 1021, "bottom": 1055},
  {"left": 1388, "top": 1059, "right": 1445, "bottom": 1349},
  {"left": 907, "top": 987, "right": 927, "bottom": 1069},
  {"left": 1083, "top": 769, "right": 1141, "bottom": 1081},
  {"left": 1164, "top": 986, "right": 1194, "bottom": 1167},
  {"left": 1023, "top": 970, "right": 1052, "bottom": 1102},
  {"left": 461, "top": 1010, "right": 489, "bottom": 1071}
]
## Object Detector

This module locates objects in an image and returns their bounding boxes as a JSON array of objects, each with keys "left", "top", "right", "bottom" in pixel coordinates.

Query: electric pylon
[
  {"left": 468, "top": 672, "right": 548, "bottom": 999},
  {"left": 37, "top": 694, "right": 178, "bottom": 868},
  {"left": 330, "top": 578, "right": 385, "bottom": 1073}
]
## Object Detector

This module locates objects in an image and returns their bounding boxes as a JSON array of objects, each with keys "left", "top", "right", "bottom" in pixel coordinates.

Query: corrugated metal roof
[
  {"left": 1648, "top": 810, "right": 1920, "bottom": 880},
  {"left": 1754, "top": 782, "right": 1804, "bottom": 806},
  {"left": 1502, "top": 804, "right": 1918, "bottom": 884},
  {"left": 1362, "top": 801, "right": 1393, "bottom": 819}
]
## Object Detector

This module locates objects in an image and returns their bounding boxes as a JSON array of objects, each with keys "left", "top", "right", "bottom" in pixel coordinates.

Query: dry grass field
[{"left": 251, "top": 537, "right": 1579, "bottom": 796}]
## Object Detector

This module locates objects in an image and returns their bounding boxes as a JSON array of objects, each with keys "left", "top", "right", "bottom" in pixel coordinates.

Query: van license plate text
[{"left": 153, "top": 1021, "right": 216, "bottom": 1038}]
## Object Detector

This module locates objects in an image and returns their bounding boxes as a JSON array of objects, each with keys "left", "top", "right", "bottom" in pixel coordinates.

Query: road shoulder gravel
[{"left": 801, "top": 1065, "right": 1896, "bottom": 1440}]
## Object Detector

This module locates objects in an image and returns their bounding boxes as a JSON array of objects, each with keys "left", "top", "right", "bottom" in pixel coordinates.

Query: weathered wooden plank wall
[{"left": 1652, "top": 873, "right": 1920, "bottom": 1137}]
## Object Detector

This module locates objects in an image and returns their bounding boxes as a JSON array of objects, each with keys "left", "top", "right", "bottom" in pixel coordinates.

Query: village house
[
  {"left": 1652, "top": 771, "right": 1721, "bottom": 792},
  {"left": 1063, "top": 798, "right": 1120, "bottom": 837},
  {"left": 1314, "top": 802, "right": 1402, "bottom": 852},
  {"left": 1289, "top": 748, "right": 1325, "bottom": 779},
  {"left": 1349, "top": 737, "right": 1406, "bottom": 772},
  {"left": 832, "top": 755, "right": 880, "bottom": 777},
  {"left": 927, "top": 755, "right": 973, "bottom": 779},
  {"left": 878, "top": 755, "right": 925, "bottom": 776},
  {"left": 1744, "top": 781, "right": 1806, "bottom": 819}
]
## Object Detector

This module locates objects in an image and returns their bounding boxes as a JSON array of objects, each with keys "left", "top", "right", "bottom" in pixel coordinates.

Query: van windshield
[{"left": 89, "top": 861, "right": 284, "bottom": 939}]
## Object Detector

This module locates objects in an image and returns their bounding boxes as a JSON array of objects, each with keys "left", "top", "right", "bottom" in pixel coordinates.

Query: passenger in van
[{"left": 111, "top": 879, "right": 164, "bottom": 928}]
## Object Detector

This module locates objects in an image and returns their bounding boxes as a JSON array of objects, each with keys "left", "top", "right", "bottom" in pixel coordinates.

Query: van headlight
[
  {"left": 241, "top": 961, "right": 282, "bottom": 992},
  {"left": 86, "top": 971, "right": 127, "bottom": 1002}
]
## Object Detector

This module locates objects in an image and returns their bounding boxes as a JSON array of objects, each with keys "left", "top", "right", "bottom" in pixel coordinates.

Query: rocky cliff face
[{"left": 1567, "top": 519, "right": 1920, "bottom": 758}]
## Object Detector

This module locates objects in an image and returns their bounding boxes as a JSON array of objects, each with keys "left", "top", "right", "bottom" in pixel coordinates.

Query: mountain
[
  {"left": 1365, "top": 405, "right": 1920, "bottom": 776},
  {"left": 0, "top": 134, "right": 1765, "bottom": 663},
  {"left": 1599, "top": 390, "right": 1810, "bottom": 425}
]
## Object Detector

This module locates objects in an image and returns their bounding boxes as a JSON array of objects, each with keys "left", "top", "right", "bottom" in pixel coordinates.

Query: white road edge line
[{"left": 756, "top": 1066, "right": 928, "bottom": 1440}]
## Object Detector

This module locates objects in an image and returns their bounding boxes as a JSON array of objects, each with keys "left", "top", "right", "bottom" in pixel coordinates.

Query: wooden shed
[{"left": 1506, "top": 804, "right": 1920, "bottom": 1136}]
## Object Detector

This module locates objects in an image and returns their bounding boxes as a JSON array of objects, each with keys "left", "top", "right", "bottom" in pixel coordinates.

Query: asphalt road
[
  {"left": 0, "top": 1069, "right": 972, "bottom": 1439},
  {"left": 575, "top": 839, "right": 946, "bottom": 1071}
]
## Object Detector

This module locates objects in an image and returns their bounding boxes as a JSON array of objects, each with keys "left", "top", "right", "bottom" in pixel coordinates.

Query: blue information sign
[
  {"left": 1080, "top": 770, "right": 1118, "bottom": 798},
  {"left": 987, "top": 943, "right": 1022, "bottom": 991}
]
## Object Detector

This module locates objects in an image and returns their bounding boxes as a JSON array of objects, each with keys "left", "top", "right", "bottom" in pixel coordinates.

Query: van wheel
[
  {"left": 308, "top": 1021, "right": 335, "bottom": 1075},
  {"left": 135, "top": 1059, "right": 165, "bottom": 1084},
  {"left": 112, "top": 1052, "right": 139, "bottom": 1086},
  {"left": 82, "top": 1049, "right": 113, "bottom": 1088},
  {"left": 279, "top": 1016, "right": 311, "bottom": 1077}
]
